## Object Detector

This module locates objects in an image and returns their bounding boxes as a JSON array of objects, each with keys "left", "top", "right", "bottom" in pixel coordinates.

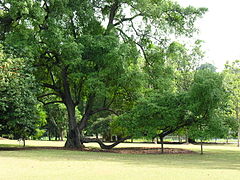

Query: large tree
[{"left": 0, "top": 0, "right": 206, "bottom": 148}]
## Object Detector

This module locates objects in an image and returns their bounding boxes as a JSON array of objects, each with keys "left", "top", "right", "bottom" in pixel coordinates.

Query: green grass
[{"left": 0, "top": 140, "right": 240, "bottom": 180}]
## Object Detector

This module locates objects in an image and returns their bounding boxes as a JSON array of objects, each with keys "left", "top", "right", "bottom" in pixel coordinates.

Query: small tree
[{"left": 118, "top": 69, "right": 226, "bottom": 153}]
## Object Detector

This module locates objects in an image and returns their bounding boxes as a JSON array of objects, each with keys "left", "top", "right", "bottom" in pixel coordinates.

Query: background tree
[
  {"left": 0, "top": 48, "right": 40, "bottom": 146},
  {"left": 44, "top": 103, "right": 68, "bottom": 141},
  {"left": 224, "top": 60, "right": 240, "bottom": 147}
]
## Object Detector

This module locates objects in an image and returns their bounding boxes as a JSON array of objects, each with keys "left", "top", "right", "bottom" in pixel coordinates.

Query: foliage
[
  {"left": 118, "top": 69, "right": 226, "bottom": 140},
  {"left": 0, "top": 0, "right": 207, "bottom": 148},
  {"left": 223, "top": 60, "right": 240, "bottom": 144},
  {"left": 0, "top": 48, "right": 40, "bottom": 140},
  {"left": 43, "top": 103, "right": 68, "bottom": 140},
  {"left": 167, "top": 40, "right": 204, "bottom": 92}
]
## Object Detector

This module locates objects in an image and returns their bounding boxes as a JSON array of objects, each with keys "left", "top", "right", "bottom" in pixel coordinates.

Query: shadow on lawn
[{"left": 0, "top": 144, "right": 240, "bottom": 171}]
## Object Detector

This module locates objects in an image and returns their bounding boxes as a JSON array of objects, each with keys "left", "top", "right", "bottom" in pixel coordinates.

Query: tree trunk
[
  {"left": 160, "top": 136, "right": 164, "bottom": 154},
  {"left": 23, "top": 138, "right": 26, "bottom": 147},
  {"left": 60, "top": 130, "right": 64, "bottom": 141},
  {"left": 200, "top": 139, "right": 203, "bottom": 155},
  {"left": 62, "top": 68, "right": 83, "bottom": 148},
  {"left": 48, "top": 131, "right": 51, "bottom": 141},
  {"left": 55, "top": 130, "right": 58, "bottom": 141},
  {"left": 64, "top": 102, "right": 83, "bottom": 148}
]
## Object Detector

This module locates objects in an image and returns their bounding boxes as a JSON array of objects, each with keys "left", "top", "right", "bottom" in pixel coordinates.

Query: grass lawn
[{"left": 0, "top": 140, "right": 240, "bottom": 180}]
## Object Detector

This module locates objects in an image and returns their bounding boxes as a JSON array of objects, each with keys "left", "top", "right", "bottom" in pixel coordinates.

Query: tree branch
[
  {"left": 113, "top": 13, "right": 142, "bottom": 26},
  {"left": 43, "top": 101, "right": 64, "bottom": 106},
  {"left": 82, "top": 136, "right": 131, "bottom": 149},
  {"left": 42, "top": 83, "right": 63, "bottom": 96},
  {"left": 37, "top": 98, "right": 64, "bottom": 106},
  {"left": 37, "top": 93, "right": 59, "bottom": 99},
  {"left": 106, "top": 0, "right": 120, "bottom": 33},
  {"left": 78, "top": 94, "right": 95, "bottom": 131}
]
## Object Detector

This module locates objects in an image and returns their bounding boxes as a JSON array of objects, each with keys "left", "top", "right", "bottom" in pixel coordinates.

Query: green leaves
[
  {"left": 0, "top": 0, "right": 209, "bottom": 146},
  {"left": 117, "top": 68, "right": 226, "bottom": 139},
  {"left": 0, "top": 49, "right": 41, "bottom": 139}
]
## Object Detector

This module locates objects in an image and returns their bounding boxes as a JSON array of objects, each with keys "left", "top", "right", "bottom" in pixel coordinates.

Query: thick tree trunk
[
  {"left": 62, "top": 67, "right": 83, "bottom": 148},
  {"left": 64, "top": 102, "right": 83, "bottom": 148}
]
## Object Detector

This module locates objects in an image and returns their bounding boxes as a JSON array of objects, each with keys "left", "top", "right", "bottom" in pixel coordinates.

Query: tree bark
[{"left": 64, "top": 101, "right": 83, "bottom": 148}]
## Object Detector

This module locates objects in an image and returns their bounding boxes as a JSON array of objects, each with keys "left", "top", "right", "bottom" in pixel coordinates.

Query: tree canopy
[{"left": 0, "top": 0, "right": 209, "bottom": 148}]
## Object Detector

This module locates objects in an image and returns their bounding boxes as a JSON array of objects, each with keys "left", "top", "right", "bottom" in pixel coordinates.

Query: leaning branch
[
  {"left": 37, "top": 98, "right": 64, "bottom": 106},
  {"left": 43, "top": 101, "right": 64, "bottom": 106}
]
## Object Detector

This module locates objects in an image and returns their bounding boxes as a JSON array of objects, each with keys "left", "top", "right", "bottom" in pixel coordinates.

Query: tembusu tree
[{"left": 0, "top": 0, "right": 206, "bottom": 148}]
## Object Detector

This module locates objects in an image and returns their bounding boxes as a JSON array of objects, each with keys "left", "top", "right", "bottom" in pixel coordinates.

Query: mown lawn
[{"left": 0, "top": 140, "right": 240, "bottom": 180}]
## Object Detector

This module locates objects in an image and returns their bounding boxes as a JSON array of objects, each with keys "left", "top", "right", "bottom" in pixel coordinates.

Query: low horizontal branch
[{"left": 82, "top": 136, "right": 131, "bottom": 149}]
